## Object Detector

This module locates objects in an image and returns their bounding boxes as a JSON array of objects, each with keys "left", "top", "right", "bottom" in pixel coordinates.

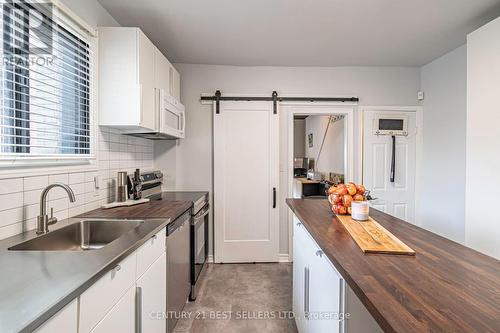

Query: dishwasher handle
[{"left": 167, "top": 211, "right": 190, "bottom": 236}]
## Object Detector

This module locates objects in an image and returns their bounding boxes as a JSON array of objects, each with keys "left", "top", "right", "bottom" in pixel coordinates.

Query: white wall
[
  {"left": 157, "top": 64, "right": 420, "bottom": 256},
  {"left": 0, "top": 1, "right": 157, "bottom": 240},
  {"left": 305, "top": 116, "right": 345, "bottom": 175},
  {"left": 293, "top": 119, "right": 305, "bottom": 158},
  {"left": 466, "top": 17, "right": 500, "bottom": 259},
  {"left": 419, "top": 45, "right": 467, "bottom": 243}
]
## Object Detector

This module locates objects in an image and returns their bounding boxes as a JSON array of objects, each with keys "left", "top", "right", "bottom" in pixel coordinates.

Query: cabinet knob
[
  {"left": 114, "top": 264, "right": 121, "bottom": 272},
  {"left": 315, "top": 250, "right": 323, "bottom": 258},
  {"left": 296, "top": 222, "right": 302, "bottom": 227}
]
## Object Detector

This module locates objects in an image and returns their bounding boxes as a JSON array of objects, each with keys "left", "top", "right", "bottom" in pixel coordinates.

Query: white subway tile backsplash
[
  {"left": 0, "top": 127, "right": 155, "bottom": 240},
  {"left": 23, "top": 175, "right": 49, "bottom": 191},
  {"left": 69, "top": 172, "right": 85, "bottom": 185},
  {"left": 48, "top": 173, "right": 69, "bottom": 184},
  {"left": 0, "top": 192, "right": 23, "bottom": 212},
  {"left": 0, "top": 178, "right": 23, "bottom": 195},
  {"left": 24, "top": 189, "right": 42, "bottom": 206},
  {"left": 84, "top": 171, "right": 99, "bottom": 183},
  {"left": 0, "top": 207, "right": 24, "bottom": 228}
]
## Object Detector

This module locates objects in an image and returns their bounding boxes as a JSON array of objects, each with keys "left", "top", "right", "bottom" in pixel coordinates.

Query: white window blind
[{"left": 0, "top": 0, "right": 94, "bottom": 158}]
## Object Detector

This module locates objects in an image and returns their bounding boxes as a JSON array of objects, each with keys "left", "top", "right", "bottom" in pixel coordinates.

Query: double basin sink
[{"left": 9, "top": 219, "right": 144, "bottom": 251}]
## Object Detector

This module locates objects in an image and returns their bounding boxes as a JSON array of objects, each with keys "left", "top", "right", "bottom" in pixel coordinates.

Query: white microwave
[
  {"left": 125, "top": 89, "right": 185, "bottom": 140},
  {"left": 159, "top": 89, "right": 185, "bottom": 139}
]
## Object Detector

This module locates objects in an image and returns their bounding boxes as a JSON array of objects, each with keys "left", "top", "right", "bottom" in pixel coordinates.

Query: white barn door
[
  {"left": 214, "top": 101, "right": 279, "bottom": 263},
  {"left": 363, "top": 109, "right": 417, "bottom": 223}
]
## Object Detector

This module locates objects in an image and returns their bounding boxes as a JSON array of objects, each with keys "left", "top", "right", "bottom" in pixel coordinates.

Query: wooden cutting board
[{"left": 336, "top": 215, "right": 415, "bottom": 255}]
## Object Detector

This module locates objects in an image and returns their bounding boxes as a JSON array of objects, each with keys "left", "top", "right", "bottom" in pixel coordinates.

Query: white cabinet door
[
  {"left": 138, "top": 30, "right": 156, "bottom": 131},
  {"left": 34, "top": 299, "right": 77, "bottom": 333},
  {"left": 171, "top": 67, "right": 181, "bottom": 101},
  {"left": 293, "top": 219, "right": 308, "bottom": 333},
  {"left": 293, "top": 214, "right": 346, "bottom": 333},
  {"left": 90, "top": 287, "right": 135, "bottom": 333},
  {"left": 137, "top": 252, "right": 167, "bottom": 333},
  {"left": 309, "top": 251, "right": 344, "bottom": 333},
  {"left": 79, "top": 253, "right": 137, "bottom": 333}
]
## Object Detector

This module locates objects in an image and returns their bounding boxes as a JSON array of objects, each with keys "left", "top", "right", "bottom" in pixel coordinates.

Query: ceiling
[{"left": 98, "top": 0, "right": 500, "bottom": 67}]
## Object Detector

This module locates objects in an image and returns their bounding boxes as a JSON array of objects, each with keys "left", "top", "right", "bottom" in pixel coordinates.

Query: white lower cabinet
[
  {"left": 79, "top": 252, "right": 137, "bottom": 332},
  {"left": 292, "top": 215, "right": 382, "bottom": 333},
  {"left": 34, "top": 299, "right": 77, "bottom": 333},
  {"left": 90, "top": 286, "right": 136, "bottom": 333},
  {"left": 137, "top": 252, "right": 167, "bottom": 333},
  {"left": 293, "top": 216, "right": 343, "bottom": 333}
]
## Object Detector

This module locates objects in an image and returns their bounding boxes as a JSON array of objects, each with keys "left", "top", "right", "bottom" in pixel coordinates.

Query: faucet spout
[{"left": 37, "top": 183, "right": 76, "bottom": 234}]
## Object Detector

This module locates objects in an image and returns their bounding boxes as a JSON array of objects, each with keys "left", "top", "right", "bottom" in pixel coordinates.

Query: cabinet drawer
[
  {"left": 90, "top": 286, "right": 135, "bottom": 333},
  {"left": 79, "top": 252, "right": 137, "bottom": 333},
  {"left": 35, "top": 299, "right": 77, "bottom": 333},
  {"left": 137, "top": 227, "right": 166, "bottom": 278}
]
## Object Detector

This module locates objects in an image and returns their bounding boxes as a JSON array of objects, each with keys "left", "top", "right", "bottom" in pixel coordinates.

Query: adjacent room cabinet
[
  {"left": 99, "top": 27, "right": 181, "bottom": 132},
  {"left": 292, "top": 215, "right": 382, "bottom": 333},
  {"left": 35, "top": 227, "right": 167, "bottom": 333}
]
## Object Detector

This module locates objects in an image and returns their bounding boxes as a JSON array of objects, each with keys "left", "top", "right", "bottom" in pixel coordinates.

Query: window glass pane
[{"left": 0, "top": 0, "right": 92, "bottom": 156}]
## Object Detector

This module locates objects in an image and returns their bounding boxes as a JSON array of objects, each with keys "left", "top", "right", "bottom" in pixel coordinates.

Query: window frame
[{"left": 0, "top": 0, "right": 98, "bottom": 170}]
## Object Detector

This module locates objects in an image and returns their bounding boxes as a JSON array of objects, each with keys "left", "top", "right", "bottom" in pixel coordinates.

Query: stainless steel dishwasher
[{"left": 166, "top": 210, "right": 191, "bottom": 333}]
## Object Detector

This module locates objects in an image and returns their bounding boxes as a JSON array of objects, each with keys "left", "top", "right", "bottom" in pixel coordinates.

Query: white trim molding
[{"left": 278, "top": 254, "right": 291, "bottom": 263}]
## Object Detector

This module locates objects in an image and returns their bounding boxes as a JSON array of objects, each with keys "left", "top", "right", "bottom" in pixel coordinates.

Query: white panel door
[
  {"left": 214, "top": 101, "right": 279, "bottom": 263},
  {"left": 363, "top": 110, "right": 417, "bottom": 223}
]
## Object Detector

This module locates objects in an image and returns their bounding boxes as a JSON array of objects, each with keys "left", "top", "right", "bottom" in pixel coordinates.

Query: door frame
[
  {"left": 358, "top": 106, "right": 423, "bottom": 226},
  {"left": 284, "top": 102, "right": 356, "bottom": 259}
]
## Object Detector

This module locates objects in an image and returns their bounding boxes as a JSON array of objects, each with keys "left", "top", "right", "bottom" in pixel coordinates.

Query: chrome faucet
[{"left": 36, "top": 183, "right": 76, "bottom": 234}]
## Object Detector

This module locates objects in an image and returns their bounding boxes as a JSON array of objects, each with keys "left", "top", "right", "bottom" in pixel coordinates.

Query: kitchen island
[{"left": 287, "top": 198, "right": 500, "bottom": 333}]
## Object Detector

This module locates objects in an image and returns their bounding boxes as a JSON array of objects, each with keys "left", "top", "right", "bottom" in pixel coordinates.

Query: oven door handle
[{"left": 193, "top": 205, "right": 210, "bottom": 221}]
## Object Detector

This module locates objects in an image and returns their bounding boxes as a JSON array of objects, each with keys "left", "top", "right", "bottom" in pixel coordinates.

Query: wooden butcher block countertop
[
  {"left": 78, "top": 199, "right": 192, "bottom": 220},
  {"left": 286, "top": 198, "right": 500, "bottom": 333}
]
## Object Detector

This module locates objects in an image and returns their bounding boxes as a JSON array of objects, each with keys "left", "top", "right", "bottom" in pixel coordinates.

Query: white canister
[{"left": 351, "top": 201, "right": 369, "bottom": 221}]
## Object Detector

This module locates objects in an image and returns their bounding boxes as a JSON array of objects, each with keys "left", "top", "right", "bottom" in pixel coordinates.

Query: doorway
[
  {"left": 292, "top": 114, "right": 347, "bottom": 198},
  {"left": 285, "top": 104, "right": 356, "bottom": 258}
]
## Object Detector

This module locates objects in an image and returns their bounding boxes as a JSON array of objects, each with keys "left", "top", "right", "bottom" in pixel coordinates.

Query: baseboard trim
[{"left": 278, "top": 253, "right": 291, "bottom": 263}]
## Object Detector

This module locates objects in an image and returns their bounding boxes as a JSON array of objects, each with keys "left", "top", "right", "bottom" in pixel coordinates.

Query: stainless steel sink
[{"left": 9, "top": 219, "right": 144, "bottom": 251}]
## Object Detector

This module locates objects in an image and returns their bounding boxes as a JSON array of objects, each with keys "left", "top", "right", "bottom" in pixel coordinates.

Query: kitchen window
[{"left": 0, "top": 0, "right": 96, "bottom": 166}]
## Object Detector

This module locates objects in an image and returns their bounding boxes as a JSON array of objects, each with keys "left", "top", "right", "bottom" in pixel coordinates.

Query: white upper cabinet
[{"left": 99, "top": 27, "right": 181, "bottom": 134}]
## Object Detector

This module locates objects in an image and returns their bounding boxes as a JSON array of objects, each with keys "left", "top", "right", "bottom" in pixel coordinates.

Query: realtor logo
[{"left": 2, "top": 0, "right": 54, "bottom": 57}]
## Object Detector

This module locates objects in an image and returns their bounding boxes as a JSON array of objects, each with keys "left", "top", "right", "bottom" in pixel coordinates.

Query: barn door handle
[{"left": 272, "top": 187, "right": 277, "bottom": 208}]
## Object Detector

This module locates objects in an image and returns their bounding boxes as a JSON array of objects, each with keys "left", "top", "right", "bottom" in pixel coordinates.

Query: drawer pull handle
[
  {"left": 316, "top": 250, "right": 323, "bottom": 258},
  {"left": 296, "top": 222, "right": 302, "bottom": 227},
  {"left": 136, "top": 286, "right": 142, "bottom": 333}
]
